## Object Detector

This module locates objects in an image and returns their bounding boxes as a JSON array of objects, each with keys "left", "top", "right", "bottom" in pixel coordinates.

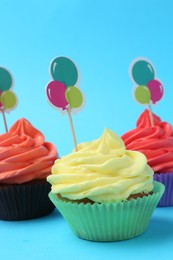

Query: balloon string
[
  {"left": 67, "top": 107, "right": 78, "bottom": 152},
  {"left": 1, "top": 109, "right": 8, "bottom": 132},
  {"left": 148, "top": 103, "right": 154, "bottom": 127}
]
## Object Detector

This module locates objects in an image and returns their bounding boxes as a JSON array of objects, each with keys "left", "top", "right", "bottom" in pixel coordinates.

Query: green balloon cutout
[
  {"left": 50, "top": 57, "right": 78, "bottom": 87},
  {"left": 134, "top": 85, "right": 151, "bottom": 105},
  {"left": 0, "top": 90, "right": 17, "bottom": 110},
  {"left": 0, "top": 67, "right": 13, "bottom": 91},
  {"left": 65, "top": 86, "right": 83, "bottom": 108}
]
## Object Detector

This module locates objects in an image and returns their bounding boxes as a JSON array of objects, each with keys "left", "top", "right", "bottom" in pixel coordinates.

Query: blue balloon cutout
[{"left": 50, "top": 57, "right": 78, "bottom": 87}]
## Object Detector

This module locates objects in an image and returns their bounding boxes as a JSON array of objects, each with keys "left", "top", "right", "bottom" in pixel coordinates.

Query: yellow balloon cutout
[
  {"left": 134, "top": 85, "right": 151, "bottom": 105},
  {"left": 65, "top": 86, "right": 83, "bottom": 108},
  {"left": 0, "top": 90, "right": 17, "bottom": 110}
]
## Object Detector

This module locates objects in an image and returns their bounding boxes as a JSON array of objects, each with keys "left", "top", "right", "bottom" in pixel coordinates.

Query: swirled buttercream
[
  {"left": 0, "top": 118, "right": 58, "bottom": 184},
  {"left": 47, "top": 129, "right": 153, "bottom": 203},
  {"left": 122, "top": 109, "right": 173, "bottom": 172}
]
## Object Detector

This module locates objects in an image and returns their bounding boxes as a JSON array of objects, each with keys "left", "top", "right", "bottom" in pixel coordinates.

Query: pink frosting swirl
[
  {"left": 0, "top": 118, "right": 58, "bottom": 184},
  {"left": 122, "top": 110, "right": 173, "bottom": 173}
]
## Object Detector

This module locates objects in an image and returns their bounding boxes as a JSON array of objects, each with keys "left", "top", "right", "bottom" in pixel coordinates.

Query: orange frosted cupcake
[
  {"left": 122, "top": 109, "right": 173, "bottom": 206},
  {"left": 0, "top": 118, "right": 58, "bottom": 220}
]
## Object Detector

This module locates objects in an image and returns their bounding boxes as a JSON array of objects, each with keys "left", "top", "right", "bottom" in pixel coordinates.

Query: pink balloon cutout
[
  {"left": 46, "top": 80, "right": 68, "bottom": 110},
  {"left": 147, "top": 79, "right": 164, "bottom": 104}
]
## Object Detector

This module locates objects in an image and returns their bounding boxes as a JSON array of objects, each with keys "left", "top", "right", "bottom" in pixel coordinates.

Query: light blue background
[
  {"left": 0, "top": 1, "right": 173, "bottom": 259},
  {"left": 0, "top": 0, "right": 172, "bottom": 156}
]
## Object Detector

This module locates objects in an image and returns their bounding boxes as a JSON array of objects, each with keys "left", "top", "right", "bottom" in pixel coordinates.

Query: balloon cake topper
[
  {"left": 0, "top": 67, "right": 17, "bottom": 132},
  {"left": 129, "top": 57, "right": 164, "bottom": 126},
  {"left": 46, "top": 56, "right": 85, "bottom": 152}
]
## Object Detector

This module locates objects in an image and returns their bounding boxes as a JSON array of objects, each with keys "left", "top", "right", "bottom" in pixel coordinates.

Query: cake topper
[
  {"left": 46, "top": 56, "right": 84, "bottom": 151},
  {"left": 0, "top": 67, "right": 17, "bottom": 132},
  {"left": 129, "top": 57, "right": 164, "bottom": 126}
]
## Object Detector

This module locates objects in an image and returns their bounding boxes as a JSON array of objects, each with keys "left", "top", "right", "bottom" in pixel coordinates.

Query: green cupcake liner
[{"left": 49, "top": 181, "right": 164, "bottom": 242}]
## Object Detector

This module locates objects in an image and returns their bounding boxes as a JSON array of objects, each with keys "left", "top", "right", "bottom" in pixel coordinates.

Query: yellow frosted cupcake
[{"left": 48, "top": 129, "right": 164, "bottom": 241}]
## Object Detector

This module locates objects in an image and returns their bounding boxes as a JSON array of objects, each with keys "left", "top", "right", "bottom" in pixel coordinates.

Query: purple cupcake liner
[
  {"left": 154, "top": 172, "right": 173, "bottom": 207},
  {"left": 0, "top": 179, "right": 55, "bottom": 220}
]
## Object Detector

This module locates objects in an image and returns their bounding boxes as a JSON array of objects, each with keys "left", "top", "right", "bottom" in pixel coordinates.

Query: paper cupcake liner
[
  {"left": 154, "top": 172, "right": 173, "bottom": 207},
  {"left": 0, "top": 180, "right": 55, "bottom": 220},
  {"left": 49, "top": 181, "right": 164, "bottom": 242}
]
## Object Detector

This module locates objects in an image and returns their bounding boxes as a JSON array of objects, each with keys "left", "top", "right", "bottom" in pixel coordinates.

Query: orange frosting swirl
[
  {"left": 122, "top": 110, "right": 173, "bottom": 173},
  {"left": 0, "top": 118, "right": 58, "bottom": 184}
]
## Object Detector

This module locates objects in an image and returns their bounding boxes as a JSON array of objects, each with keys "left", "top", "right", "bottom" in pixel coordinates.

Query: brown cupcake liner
[{"left": 0, "top": 179, "right": 55, "bottom": 220}]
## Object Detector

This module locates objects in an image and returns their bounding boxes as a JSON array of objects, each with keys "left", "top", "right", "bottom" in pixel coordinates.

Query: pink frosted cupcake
[
  {"left": 122, "top": 109, "right": 173, "bottom": 206},
  {"left": 0, "top": 118, "right": 58, "bottom": 220}
]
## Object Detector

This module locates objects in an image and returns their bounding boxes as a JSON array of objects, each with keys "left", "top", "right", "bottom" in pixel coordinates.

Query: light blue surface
[
  {"left": 0, "top": 207, "right": 173, "bottom": 260},
  {"left": 0, "top": 1, "right": 173, "bottom": 259}
]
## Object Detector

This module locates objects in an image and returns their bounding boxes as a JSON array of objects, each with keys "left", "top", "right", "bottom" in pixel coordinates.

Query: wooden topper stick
[
  {"left": 148, "top": 103, "right": 154, "bottom": 127},
  {"left": 67, "top": 107, "right": 78, "bottom": 152},
  {"left": 1, "top": 109, "right": 8, "bottom": 132}
]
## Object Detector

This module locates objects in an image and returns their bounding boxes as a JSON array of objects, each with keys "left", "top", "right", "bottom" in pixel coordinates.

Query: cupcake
[
  {"left": 47, "top": 129, "right": 164, "bottom": 241},
  {"left": 122, "top": 109, "right": 173, "bottom": 207},
  {"left": 0, "top": 118, "right": 58, "bottom": 220}
]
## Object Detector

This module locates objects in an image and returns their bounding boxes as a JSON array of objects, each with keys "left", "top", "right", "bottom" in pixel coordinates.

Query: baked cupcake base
[
  {"left": 0, "top": 179, "right": 55, "bottom": 220},
  {"left": 154, "top": 172, "right": 173, "bottom": 207},
  {"left": 49, "top": 181, "right": 164, "bottom": 242}
]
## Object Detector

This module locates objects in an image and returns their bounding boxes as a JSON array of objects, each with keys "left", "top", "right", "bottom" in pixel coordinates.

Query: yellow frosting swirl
[{"left": 47, "top": 129, "right": 154, "bottom": 203}]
